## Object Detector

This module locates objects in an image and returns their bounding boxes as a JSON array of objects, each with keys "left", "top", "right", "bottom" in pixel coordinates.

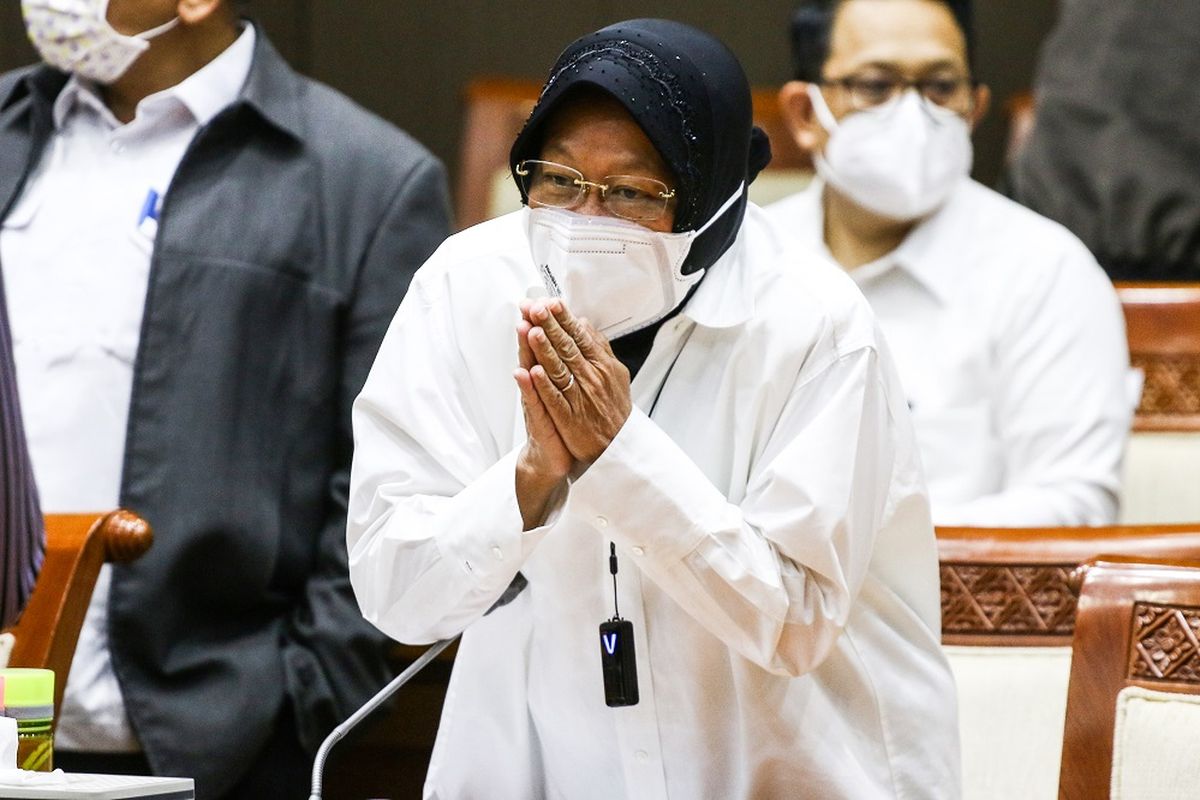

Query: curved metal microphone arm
[
  {"left": 307, "top": 571, "right": 529, "bottom": 799},
  {"left": 307, "top": 636, "right": 458, "bottom": 800}
]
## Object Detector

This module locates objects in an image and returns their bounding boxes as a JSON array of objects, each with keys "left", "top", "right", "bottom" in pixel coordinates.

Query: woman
[{"left": 349, "top": 18, "right": 959, "bottom": 799}]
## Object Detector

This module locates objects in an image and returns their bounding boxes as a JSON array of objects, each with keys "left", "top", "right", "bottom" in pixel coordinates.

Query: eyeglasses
[
  {"left": 822, "top": 72, "right": 974, "bottom": 112},
  {"left": 515, "top": 160, "right": 676, "bottom": 222}
]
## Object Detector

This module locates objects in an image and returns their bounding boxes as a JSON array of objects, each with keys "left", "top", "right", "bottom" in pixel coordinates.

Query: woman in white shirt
[{"left": 348, "top": 18, "right": 960, "bottom": 800}]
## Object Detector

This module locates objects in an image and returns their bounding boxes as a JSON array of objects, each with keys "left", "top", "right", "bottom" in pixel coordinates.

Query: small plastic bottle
[{"left": 1, "top": 668, "right": 54, "bottom": 771}]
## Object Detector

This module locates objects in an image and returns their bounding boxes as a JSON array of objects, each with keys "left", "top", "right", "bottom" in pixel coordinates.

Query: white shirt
[
  {"left": 0, "top": 26, "right": 256, "bottom": 752},
  {"left": 348, "top": 207, "right": 961, "bottom": 799},
  {"left": 767, "top": 178, "right": 1132, "bottom": 527}
]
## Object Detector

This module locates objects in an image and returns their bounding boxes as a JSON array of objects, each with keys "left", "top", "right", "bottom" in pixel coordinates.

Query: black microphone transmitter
[{"left": 599, "top": 618, "right": 639, "bottom": 707}]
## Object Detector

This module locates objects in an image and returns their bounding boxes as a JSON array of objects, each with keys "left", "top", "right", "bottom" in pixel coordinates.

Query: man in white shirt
[
  {"left": 349, "top": 19, "right": 959, "bottom": 799},
  {"left": 769, "top": 0, "right": 1132, "bottom": 526},
  {"left": 1, "top": 1, "right": 449, "bottom": 796}
]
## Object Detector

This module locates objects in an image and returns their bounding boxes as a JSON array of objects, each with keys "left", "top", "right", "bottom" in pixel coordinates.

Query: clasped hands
[{"left": 513, "top": 298, "right": 632, "bottom": 528}]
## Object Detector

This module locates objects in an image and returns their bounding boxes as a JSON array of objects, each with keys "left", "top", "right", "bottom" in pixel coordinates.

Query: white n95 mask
[
  {"left": 21, "top": 0, "right": 180, "bottom": 85},
  {"left": 525, "top": 184, "right": 744, "bottom": 341},
  {"left": 808, "top": 84, "right": 972, "bottom": 221}
]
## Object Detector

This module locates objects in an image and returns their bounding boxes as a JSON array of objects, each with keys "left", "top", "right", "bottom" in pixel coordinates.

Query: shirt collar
[
  {"left": 789, "top": 176, "right": 970, "bottom": 306},
  {"left": 679, "top": 218, "right": 756, "bottom": 329},
  {"left": 51, "top": 23, "right": 256, "bottom": 131}
]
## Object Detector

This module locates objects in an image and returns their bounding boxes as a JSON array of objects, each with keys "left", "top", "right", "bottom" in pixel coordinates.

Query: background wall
[{"left": 0, "top": 1, "right": 1059, "bottom": 194}]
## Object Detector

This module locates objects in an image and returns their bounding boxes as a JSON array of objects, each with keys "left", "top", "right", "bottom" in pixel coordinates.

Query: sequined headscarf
[
  {"left": 510, "top": 18, "right": 772, "bottom": 375},
  {"left": 512, "top": 19, "right": 771, "bottom": 275}
]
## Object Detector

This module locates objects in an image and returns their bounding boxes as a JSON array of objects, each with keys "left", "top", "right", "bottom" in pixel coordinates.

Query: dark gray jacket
[
  {"left": 1010, "top": 0, "right": 1200, "bottom": 279},
  {"left": 0, "top": 31, "right": 451, "bottom": 797}
]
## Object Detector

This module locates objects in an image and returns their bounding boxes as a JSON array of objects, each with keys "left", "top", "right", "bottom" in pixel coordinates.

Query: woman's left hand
[{"left": 523, "top": 298, "right": 632, "bottom": 464}]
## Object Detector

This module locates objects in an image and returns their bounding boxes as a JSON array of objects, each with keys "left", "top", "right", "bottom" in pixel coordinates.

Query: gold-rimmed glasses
[{"left": 515, "top": 159, "right": 676, "bottom": 222}]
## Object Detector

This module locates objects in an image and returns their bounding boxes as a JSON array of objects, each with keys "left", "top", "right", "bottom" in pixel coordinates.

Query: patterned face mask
[{"left": 21, "top": 0, "right": 180, "bottom": 85}]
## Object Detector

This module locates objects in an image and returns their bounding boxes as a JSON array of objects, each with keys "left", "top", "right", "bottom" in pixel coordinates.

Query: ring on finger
[{"left": 562, "top": 373, "right": 576, "bottom": 392}]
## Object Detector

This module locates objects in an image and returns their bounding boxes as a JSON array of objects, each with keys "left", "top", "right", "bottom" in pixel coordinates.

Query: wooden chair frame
[
  {"left": 937, "top": 524, "right": 1200, "bottom": 646},
  {"left": 4, "top": 510, "right": 152, "bottom": 715},
  {"left": 1116, "top": 282, "right": 1200, "bottom": 433},
  {"left": 1059, "top": 557, "right": 1200, "bottom": 799}
]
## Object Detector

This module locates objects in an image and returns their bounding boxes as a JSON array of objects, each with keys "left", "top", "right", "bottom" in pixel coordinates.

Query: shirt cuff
[
  {"left": 567, "top": 408, "right": 732, "bottom": 564},
  {"left": 434, "top": 446, "right": 555, "bottom": 595}
]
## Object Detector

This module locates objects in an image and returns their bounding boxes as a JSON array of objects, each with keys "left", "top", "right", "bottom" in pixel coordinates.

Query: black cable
[{"left": 609, "top": 541, "right": 620, "bottom": 619}]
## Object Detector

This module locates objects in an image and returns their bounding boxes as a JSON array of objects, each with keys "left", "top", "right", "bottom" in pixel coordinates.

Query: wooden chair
[
  {"left": 1059, "top": 557, "right": 1200, "bottom": 799},
  {"left": 1115, "top": 283, "right": 1200, "bottom": 523},
  {"left": 936, "top": 524, "right": 1200, "bottom": 800},
  {"left": 455, "top": 77, "right": 813, "bottom": 231},
  {"left": 2, "top": 510, "right": 153, "bottom": 716},
  {"left": 1002, "top": 89, "right": 1036, "bottom": 170}
]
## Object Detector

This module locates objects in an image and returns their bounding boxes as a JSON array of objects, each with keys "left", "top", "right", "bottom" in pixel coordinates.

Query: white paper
[
  {"left": 0, "top": 716, "right": 17, "bottom": 770},
  {"left": 0, "top": 766, "right": 68, "bottom": 786}
]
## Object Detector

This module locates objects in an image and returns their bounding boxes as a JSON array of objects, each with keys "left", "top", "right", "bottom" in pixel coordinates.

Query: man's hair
[{"left": 789, "top": 0, "right": 975, "bottom": 81}]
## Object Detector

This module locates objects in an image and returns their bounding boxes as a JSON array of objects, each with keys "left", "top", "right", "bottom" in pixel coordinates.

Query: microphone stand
[
  {"left": 307, "top": 636, "right": 458, "bottom": 800},
  {"left": 308, "top": 572, "right": 527, "bottom": 798}
]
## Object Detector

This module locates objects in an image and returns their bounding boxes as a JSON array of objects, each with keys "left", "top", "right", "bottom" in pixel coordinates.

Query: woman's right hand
[{"left": 514, "top": 304, "right": 573, "bottom": 528}]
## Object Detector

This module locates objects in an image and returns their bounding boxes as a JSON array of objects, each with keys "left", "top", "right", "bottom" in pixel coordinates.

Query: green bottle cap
[{"left": 1, "top": 669, "right": 54, "bottom": 712}]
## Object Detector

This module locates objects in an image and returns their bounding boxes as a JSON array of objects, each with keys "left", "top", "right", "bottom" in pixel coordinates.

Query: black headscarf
[{"left": 510, "top": 19, "right": 772, "bottom": 376}]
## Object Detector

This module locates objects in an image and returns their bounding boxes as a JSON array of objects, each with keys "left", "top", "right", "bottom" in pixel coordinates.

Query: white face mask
[
  {"left": 808, "top": 84, "right": 972, "bottom": 221},
  {"left": 21, "top": 0, "right": 181, "bottom": 85},
  {"left": 525, "top": 184, "right": 744, "bottom": 341}
]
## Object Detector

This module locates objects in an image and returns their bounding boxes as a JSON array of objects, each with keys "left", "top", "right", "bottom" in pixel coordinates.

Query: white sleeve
[
  {"left": 937, "top": 244, "right": 1132, "bottom": 526},
  {"left": 566, "top": 345, "right": 916, "bottom": 677},
  {"left": 346, "top": 274, "right": 559, "bottom": 645}
]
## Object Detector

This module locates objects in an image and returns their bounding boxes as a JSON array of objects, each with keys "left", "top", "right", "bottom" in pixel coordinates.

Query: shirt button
[
  {"left": 491, "top": 546, "right": 503, "bottom": 560},
  {"left": 595, "top": 515, "right": 609, "bottom": 529},
  {"left": 632, "top": 546, "right": 645, "bottom": 557},
  {"left": 635, "top": 750, "right": 649, "bottom": 763}
]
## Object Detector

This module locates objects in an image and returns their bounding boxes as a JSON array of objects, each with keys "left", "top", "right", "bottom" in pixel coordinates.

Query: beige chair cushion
[
  {"left": 487, "top": 169, "right": 523, "bottom": 221},
  {"left": 746, "top": 169, "right": 813, "bottom": 207},
  {"left": 947, "top": 645, "right": 1072, "bottom": 800},
  {"left": 1112, "top": 685, "right": 1200, "bottom": 799},
  {"left": 1120, "top": 432, "right": 1200, "bottom": 524}
]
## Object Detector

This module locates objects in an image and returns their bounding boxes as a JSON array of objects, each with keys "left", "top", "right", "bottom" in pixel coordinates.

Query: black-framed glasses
[
  {"left": 515, "top": 159, "right": 676, "bottom": 222},
  {"left": 822, "top": 72, "right": 974, "bottom": 112}
]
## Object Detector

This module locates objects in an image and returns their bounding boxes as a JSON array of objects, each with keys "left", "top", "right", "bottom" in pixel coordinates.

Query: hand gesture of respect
[{"left": 513, "top": 297, "right": 632, "bottom": 528}]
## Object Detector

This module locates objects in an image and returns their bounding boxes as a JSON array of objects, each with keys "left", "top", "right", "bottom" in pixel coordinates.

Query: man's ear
[
  {"left": 778, "top": 81, "right": 823, "bottom": 154},
  {"left": 177, "top": 0, "right": 225, "bottom": 24},
  {"left": 967, "top": 83, "right": 991, "bottom": 132}
]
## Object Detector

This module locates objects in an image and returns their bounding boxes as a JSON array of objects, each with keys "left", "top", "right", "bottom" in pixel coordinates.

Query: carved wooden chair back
[
  {"left": 1115, "top": 283, "right": 1200, "bottom": 523},
  {"left": 1059, "top": 557, "right": 1200, "bottom": 799},
  {"left": 936, "top": 525, "right": 1200, "bottom": 800},
  {"left": 3, "top": 510, "right": 153, "bottom": 716},
  {"left": 454, "top": 77, "right": 813, "bottom": 232}
]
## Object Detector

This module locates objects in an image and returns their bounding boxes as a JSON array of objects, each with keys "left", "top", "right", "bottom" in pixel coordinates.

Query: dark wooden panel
[
  {"left": 298, "top": 0, "right": 1053, "bottom": 208},
  {"left": 0, "top": 3, "right": 37, "bottom": 73},
  {"left": 2, "top": 1, "right": 1055, "bottom": 193},
  {"left": 244, "top": 0, "right": 310, "bottom": 70}
]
